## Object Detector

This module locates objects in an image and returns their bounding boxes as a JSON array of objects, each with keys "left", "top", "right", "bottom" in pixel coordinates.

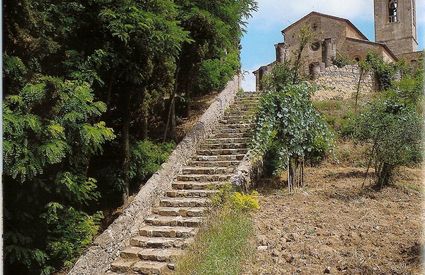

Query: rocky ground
[{"left": 244, "top": 165, "right": 423, "bottom": 275}]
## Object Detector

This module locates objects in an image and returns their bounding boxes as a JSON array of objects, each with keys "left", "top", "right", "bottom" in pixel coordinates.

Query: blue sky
[{"left": 241, "top": 0, "right": 425, "bottom": 90}]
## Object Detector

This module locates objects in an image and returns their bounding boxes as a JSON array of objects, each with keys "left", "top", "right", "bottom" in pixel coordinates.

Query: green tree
[
  {"left": 354, "top": 96, "right": 422, "bottom": 188},
  {"left": 353, "top": 55, "right": 424, "bottom": 188},
  {"left": 3, "top": 0, "right": 258, "bottom": 272},
  {"left": 3, "top": 77, "right": 115, "bottom": 273},
  {"left": 252, "top": 65, "right": 333, "bottom": 191}
]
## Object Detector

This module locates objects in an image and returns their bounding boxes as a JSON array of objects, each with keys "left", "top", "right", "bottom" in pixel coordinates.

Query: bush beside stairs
[{"left": 108, "top": 92, "right": 261, "bottom": 274}]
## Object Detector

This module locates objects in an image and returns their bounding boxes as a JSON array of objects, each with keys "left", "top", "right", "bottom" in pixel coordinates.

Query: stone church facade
[{"left": 254, "top": 0, "right": 423, "bottom": 92}]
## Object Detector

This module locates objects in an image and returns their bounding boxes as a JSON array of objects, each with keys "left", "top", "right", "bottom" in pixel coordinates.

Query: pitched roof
[
  {"left": 345, "top": 37, "right": 398, "bottom": 61},
  {"left": 282, "top": 11, "right": 369, "bottom": 41}
]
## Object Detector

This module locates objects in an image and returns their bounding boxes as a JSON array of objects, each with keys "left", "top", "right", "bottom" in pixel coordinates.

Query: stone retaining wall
[
  {"left": 69, "top": 76, "right": 241, "bottom": 275},
  {"left": 231, "top": 152, "right": 264, "bottom": 192},
  {"left": 313, "top": 64, "right": 376, "bottom": 100}
]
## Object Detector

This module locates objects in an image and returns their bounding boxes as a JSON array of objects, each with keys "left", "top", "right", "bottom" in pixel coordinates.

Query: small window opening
[
  {"left": 310, "top": 42, "right": 320, "bottom": 51},
  {"left": 312, "top": 23, "right": 318, "bottom": 31},
  {"left": 389, "top": 0, "right": 398, "bottom": 23}
]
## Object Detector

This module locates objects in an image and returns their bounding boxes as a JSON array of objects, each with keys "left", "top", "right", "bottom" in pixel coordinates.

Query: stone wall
[
  {"left": 231, "top": 152, "right": 264, "bottom": 192},
  {"left": 313, "top": 64, "right": 376, "bottom": 100},
  {"left": 69, "top": 76, "right": 241, "bottom": 275}
]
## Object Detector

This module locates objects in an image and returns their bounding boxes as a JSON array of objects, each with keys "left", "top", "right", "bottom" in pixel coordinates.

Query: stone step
[
  {"left": 223, "top": 114, "right": 254, "bottom": 119},
  {"left": 139, "top": 226, "right": 198, "bottom": 238},
  {"left": 132, "top": 260, "right": 170, "bottom": 274},
  {"left": 193, "top": 154, "right": 245, "bottom": 161},
  {"left": 227, "top": 106, "right": 257, "bottom": 112},
  {"left": 231, "top": 105, "right": 258, "bottom": 110},
  {"left": 121, "top": 247, "right": 182, "bottom": 263},
  {"left": 144, "top": 215, "right": 202, "bottom": 227},
  {"left": 200, "top": 143, "right": 247, "bottom": 150},
  {"left": 159, "top": 197, "right": 210, "bottom": 207},
  {"left": 222, "top": 116, "right": 254, "bottom": 121},
  {"left": 188, "top": 160, "right": 241, "bottom": 167},
  {"left": 110, "top": 258, "right": 139, "bottom": 273},
  {"left": 176, "top": 174, "right": 232, "bottom": 182},
  {"left": 172, "top": 181, "right": 224, "bottom": 190},
  {"left": 236, "top": 98, "right": 261, "bottom": 102},
  {"left": 166, "top": 189, "right": 219, "bottom": 198},
  {"left": 204, "top": 137, "right": 250, "bottom": 144},
  {"left": 139, "top": 248, "right": 182, "bottom": 263},
  {"left": 225, "top": 111, "right": 256, "bottom": 117},
  {"left": 130, "top": 236, "right": 194, "bottom": 249},
  {"left": 153, "top": 206, "right": 208, "bottom": 217},
  {"left": 218, "top": 127, "right": 252, "bottom": 134},
  {"left": 182, "top": 166, "right": 234, "bottom": 175},
  {"left": 226, "top": 108, "right": 257, "bottom": 114},
  {"left": 220, "top": 119, "right": 255, "bottom": 124},
  {"left": 218, "top": 123, "right": 254, "bottom": 129},
  {"left": 212, "top": 132, "right": 251, "bottom": 138},
  {"left": 196, "top": 148, "right": 248, "bottom": 156}
]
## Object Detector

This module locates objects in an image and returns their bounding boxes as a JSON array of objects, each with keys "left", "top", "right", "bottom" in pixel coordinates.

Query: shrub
[
  {"left": 230, "top": 191, "right": 260, "bottom": 211},
  {"left": 362, "top": 52, "right": 398, "bottom": 91},
  {"left": 252, "top": 81, "right": 333, "bottom": 176},
  {"left": 354, "top": 96, "right": 422, "bottom": 187}
]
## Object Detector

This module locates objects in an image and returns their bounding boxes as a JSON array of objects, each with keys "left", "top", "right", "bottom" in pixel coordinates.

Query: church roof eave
[{"left": 281, "top": 11, "right": 369, "bottom": 41}]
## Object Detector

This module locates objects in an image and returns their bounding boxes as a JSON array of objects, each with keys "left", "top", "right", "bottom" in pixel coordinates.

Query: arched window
[
  {"left": 310, "top": 41, "right": 320, "bottom": 51},
  {"left": 389, "top": 0, "right": 398, "bottom": 23}
]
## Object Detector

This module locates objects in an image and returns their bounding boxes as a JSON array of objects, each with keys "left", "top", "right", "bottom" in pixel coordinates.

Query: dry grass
[{"left": 244, "top": 165, "right": 423, "bottom": 274}]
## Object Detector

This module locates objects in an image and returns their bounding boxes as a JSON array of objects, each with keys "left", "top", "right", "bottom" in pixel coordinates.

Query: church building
[{"left": 254, "top": 0, "right": 422, "bottom": 91}]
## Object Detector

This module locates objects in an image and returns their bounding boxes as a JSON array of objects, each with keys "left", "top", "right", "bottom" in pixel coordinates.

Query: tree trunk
[
  {"left": 355, "top": 67, "right": 364, "bottom": 113},
  {"left": 292, "top": 48, "right": 304, "bottom": 84},
  {"left": 288, "top": 157, "right": 295, "bottom": 192},
  {"left": 170, "top": 98, "right": 177, "bottom": 141},
  {"left": 288, "top": 157, "right": 305, "bottom": 192},
  {"left": 122, "top": 90, "right": 131, "bottom": 204},
  {"left": 106, "top": 72, "right": 115, "bottom": 108},
  {"left": 140, "top": 92, "right": 148, "bottom": 140},
  {"left": 378, "top": 162, "right": 393, "bottom": 188},
  {"left": 164, "top": 59, "right": 181, "bottom": 142},
  {"left": 142, "top": 112, "right": 148, "bottom": 140}
]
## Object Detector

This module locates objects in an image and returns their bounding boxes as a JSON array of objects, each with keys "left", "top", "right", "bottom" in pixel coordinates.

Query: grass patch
[{"left": 176, "top": 186, "right": 258, "bottom": 275}]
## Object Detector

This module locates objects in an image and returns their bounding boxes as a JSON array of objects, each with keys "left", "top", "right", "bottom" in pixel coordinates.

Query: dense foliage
[
  {"left": 252, "top": 63, "right": 333, "bottom": 187},
  {"left": 353, "top": 53, "right": 424, "bottom": 187},
  {"left": 3, "top": 0, "right": 257, "bottom": 273},
  {"left": 252, "top": 80, "right": 333, "bottom": 172}
]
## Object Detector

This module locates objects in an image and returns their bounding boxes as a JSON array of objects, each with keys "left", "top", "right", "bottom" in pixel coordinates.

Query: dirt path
[{"left": 244, "top": 166, "right": 423, "bottom": 275}]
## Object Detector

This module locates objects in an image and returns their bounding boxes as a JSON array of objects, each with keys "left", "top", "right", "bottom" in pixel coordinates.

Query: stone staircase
[{"left": 109, "top": 92, "right": 260, "bottom": 274}]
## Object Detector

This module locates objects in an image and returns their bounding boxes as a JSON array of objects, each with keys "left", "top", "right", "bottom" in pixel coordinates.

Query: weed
[{"left": 176, "top": 184, "right": 258, "bottom": 274}]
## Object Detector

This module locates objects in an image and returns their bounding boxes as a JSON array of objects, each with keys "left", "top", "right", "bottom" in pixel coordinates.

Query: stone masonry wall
[
  {"left": 69, "top": 76, "right": 241, "bottom": 275},
  {"left": 313, "top": 64, "right": 376, "bottom": 101}
]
